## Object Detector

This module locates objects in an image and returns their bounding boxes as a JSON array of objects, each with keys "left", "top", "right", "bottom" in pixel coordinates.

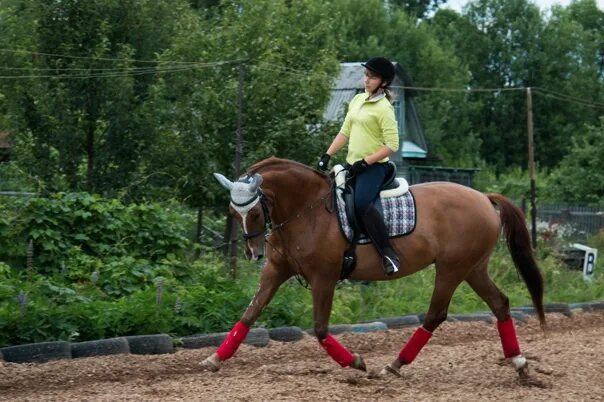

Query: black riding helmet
[{"left": 362, "top": 57, "right": 395, "bottom": 85}]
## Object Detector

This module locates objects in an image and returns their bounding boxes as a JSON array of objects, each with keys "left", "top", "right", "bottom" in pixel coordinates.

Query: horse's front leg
[
  {"left": 312, "top": 278, "right": 366, "bottom": 371},
  {"left": 201, "top": 261, "right": 291, "bottom": 372}
]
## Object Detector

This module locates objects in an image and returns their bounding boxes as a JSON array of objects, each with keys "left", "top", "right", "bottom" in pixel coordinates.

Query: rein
[
  {"left": 235, "top": 175, "right": 337, "bottom": 241},
  {"left": 263, "top": 182, "right": 333, "bottom": 288},
  {"left": 265, "top": 169, "right": 349, "bottom": 236}
]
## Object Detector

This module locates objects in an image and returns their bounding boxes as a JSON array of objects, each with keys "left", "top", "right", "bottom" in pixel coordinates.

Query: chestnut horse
[{"left": 203, "top": 157, "right": 545, "bottom": 378}]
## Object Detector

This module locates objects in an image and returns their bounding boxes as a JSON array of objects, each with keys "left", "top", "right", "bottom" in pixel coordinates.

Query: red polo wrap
[
  {"left": 319, "top": 335, "right": 355, "bottom": 367},
  {"left": 216, "top": 321, "right": 250, "bottom": 361},
  {"left": 398, "top": 326, "right": 432, "bottom": 364},
  {"left": 497, "top": 319, "right": 521, "bottom": 358}
]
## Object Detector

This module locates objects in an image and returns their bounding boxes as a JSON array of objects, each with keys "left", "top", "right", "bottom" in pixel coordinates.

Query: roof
[
  {"left": 0, "top": 132, "right": 9, "bottom": 149},
  {"left": 324, "top": 62, "right": 418, "bottom": 121},
  {"left": 401, "top": 140, "right": 427, "bottom": 158}
]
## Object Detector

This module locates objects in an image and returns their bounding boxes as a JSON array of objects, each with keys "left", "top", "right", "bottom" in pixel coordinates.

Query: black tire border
[
  {"left": 71, "top": 337, "right": 130, "bottom": 359},
  {"left": 125, "top": 334, "right": 174, "bottom": 355},
  {"left": 0, "top": 341, "right": 71, "bottom": 363}
]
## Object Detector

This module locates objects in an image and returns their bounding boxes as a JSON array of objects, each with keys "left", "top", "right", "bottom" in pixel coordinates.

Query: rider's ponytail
[{"left": 384, "top": 86, "right": 395, "bottom": 103}]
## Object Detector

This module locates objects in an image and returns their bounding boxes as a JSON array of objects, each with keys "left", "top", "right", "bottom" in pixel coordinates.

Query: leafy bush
[{"left": 0, "top": 192, "right": 189, "bottom": 273}]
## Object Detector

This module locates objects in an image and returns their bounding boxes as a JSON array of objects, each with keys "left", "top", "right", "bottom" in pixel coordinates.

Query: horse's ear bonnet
[
  {"left": 214, "top": 172, "right": 265, "bottom": 209},
  {"left": 213, "top": 173, "right": 234, "bottom": 191},
  {"left": 248, "top": 173, "right": 263, "bottom": 190}
]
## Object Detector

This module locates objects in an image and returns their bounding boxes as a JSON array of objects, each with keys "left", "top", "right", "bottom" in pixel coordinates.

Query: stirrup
[{"left": 383, "top": 254, "right": 399, "bottom": 276}]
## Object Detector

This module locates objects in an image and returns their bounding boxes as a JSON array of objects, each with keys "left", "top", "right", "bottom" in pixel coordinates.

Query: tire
[
  {"left": 181, "top": 328, "right": 270, "bottom": 349},
  {"left": 350, "top": 322, "right": 388, "bottom": 333},
  {"left": 374, "top": 315, "right": 420, "bottom": 329},
  {"left": 328, "top": 324, "right": 352, "bottom": 335},
  {"left": 126, "top": 334, "right": 174, "bottom": 355},
  {"left": 71, "top": 337, "right": 130, "bottom": 359},
  {"left": 268, "top": 326, "right": 304, "bottom": 342},
  {"left": 511, "top": 306, "right": 537, "bottom": 315},
  {"left": 544, "top": 303, "right": 572, "bottom": 317},
  {"left": 448, "top": 313, "right": 495, "bottom": 323},
  {"left": 244, "top": 328, "right": 269, "bottom": 347},
  {"left": 590, "top": 301, "right": 604, "bottom": 311},
  {"left": 180, "top": 333, "right": 226, "bottom": 349},
  {"left": 569, "top": 302, "right": 593, "bottom": 311},
  {"left": 0, "top": 341, "right": 71, "bottom": 363},
  {"left": 305, "top": 324, "right": 352, "bottom": 336},
  {"left": 510, "top": 311, "right": 529, "bottom": 323}
]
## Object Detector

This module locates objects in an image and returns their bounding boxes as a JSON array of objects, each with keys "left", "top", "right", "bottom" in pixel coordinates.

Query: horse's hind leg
[
  {"left": 382, "top": 268, "right": 463, "bottom": 376},
  {"left": 465, "top": 264, "right": 529, "bottom": 377},
  {"left": 200, "top": 261, "right": 291, "bottom": 372}
]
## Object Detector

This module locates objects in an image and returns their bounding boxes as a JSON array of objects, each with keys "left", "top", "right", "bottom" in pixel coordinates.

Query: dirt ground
[{"left": 1, "top": 310, "right": 603, "bottom": 402}]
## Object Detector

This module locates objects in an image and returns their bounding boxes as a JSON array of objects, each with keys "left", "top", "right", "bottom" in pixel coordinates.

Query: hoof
[
  {"left": 512, "top": 355, "right": 529, "bottom": 379},
  {"left": 379, "top": 363, "right": 402, "bottom": 378},
  {"left": 200, "top": 353, "right": 221, "bottom": 372},
  {"left": 517, "top": 363, "right": 530, "bottom": 380},
  {"left": 350, "top": 353, "right": 367, "bottom": 372}
]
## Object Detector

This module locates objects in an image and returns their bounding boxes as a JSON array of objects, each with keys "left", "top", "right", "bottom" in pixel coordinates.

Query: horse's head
[{"left": 213, "top": 172, "right": 269, "bottom": 261}]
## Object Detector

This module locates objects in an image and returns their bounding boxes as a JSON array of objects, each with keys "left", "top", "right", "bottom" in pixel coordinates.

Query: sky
[{"left": 445, "top": 0, "right": 604, "bottom": 12}]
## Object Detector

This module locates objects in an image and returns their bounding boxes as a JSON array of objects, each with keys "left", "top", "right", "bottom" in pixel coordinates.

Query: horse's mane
[{"left": 247, "top": 157, "right": 328, "bottom": 182}]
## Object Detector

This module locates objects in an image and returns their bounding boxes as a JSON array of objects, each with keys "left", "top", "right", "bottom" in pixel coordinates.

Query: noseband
[{"left": 230, "top": 190, "right": 272, "bottom": 240}]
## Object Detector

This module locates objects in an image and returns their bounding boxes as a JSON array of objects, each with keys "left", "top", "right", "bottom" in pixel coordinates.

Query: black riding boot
[{"left": 359, "top": 204, "right": 400, "bottom": 276}]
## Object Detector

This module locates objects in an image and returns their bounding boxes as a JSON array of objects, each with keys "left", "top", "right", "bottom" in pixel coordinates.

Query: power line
[
  {"left": 391, "top": 85, "right": 527, "bottom": 93},
  {"left": 535, "top": 87, "right": 604, "bottom": 109},
  {"left": 0, "top": 60, "right": 246, "bottom": 79},
  {"left": 2, "top": 50, "right": 603, "bottom": 110},
  {"left": 0, "top": 47, "right": 205, "bottom": 64},
  {"left": 0, "top": 65, "right": 199, "bottom": 79},
  {"left": 0, "top": 63, "right": 203, "bottom": 72}
]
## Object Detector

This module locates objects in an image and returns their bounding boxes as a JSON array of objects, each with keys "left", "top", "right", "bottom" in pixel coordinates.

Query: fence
[
  {"left": 398, "top": 164, "right": 480, "bottom": 188},
  {"left": 533, "top": 203, "right": 604, "bottom": 239}
]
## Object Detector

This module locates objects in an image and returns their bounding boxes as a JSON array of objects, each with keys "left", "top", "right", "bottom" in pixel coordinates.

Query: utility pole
[
  {"left": 228, "top": 61, "right": 245, "bottom": 279},
  {"left": 527, "top": 88, "right": 537, "bottom": 249}
]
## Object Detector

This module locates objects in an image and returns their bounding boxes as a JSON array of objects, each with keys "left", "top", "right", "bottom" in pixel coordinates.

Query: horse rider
[{"left": 318, "top": 56, "right": 400, "bottom": 276}]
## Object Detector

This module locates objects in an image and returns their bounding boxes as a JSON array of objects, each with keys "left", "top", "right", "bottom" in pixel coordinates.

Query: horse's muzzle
[{"left": 244, "top": 241, "right": 265, "bottom": 261}]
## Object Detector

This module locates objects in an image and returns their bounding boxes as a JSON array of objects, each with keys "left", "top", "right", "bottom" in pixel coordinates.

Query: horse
[{"left": 202, "top": 157, "right": 545, "bottom": 378}]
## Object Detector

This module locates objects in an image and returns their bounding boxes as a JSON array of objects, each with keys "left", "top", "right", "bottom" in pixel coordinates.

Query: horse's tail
[{"left": 487, "top": 193, "right": 546, "bottom": 330}]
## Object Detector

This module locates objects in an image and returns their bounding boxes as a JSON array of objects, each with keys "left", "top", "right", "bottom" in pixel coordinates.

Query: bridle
[
  {"left": 227, "top": 173, "right": 337, "bottom": 288},
  {"left": 231, "top": 182, "right": 333, "bottom": 242},
  {"left": 230, "top": 189, "right": 273, "bottom": 241}
]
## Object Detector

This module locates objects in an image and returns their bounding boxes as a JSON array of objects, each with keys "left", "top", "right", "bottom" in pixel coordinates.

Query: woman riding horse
[
  {"left": 204, "top": 157, "right": 545, "bottom": 378},
  {"left": 318, "top": 56, "right": 400, "bottom": 276}
]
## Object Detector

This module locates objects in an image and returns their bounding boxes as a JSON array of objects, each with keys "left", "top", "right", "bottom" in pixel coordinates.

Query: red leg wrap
[
  {"left": 216, "top": 321, "right": 250, "bottom": 361},
  {"left": 497, "top": 319, "right": 521, "bottom": 358},
  {"left": 398, "top": 327, "right": 433, "bottom": 364},
  {"left": 319, "top": 335, "right": 355, "bottom": 367}
]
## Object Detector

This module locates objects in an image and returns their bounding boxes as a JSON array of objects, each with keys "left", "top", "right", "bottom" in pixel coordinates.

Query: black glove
[
  {"left": 348, "top": 159, "right": 369, "bottom": 177},
  {"left": 317, "top": 153, "right": 331, "bottom": 171}
]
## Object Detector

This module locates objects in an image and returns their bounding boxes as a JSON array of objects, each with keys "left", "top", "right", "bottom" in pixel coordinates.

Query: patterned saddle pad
[{"left": 335, "top": 186, "right": 417, "bottom": 244}]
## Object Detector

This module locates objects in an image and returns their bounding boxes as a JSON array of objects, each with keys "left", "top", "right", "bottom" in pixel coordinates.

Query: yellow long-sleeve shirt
[{"left": 340, "top": 91, "right": 399, "bottom": 165}]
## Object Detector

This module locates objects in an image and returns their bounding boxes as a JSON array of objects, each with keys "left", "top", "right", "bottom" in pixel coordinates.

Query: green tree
[
  {"left": 141, "top": 0, "right": 340, "bottom": 209},
  {"left": 545, "top": 118, "right": 604, "bottom": 207},
  {"left": 458, "top": 0, "right": 545, "bottom": 169},
  {"left": 390, "top": 0, "right": 446, "bottom": 18},
  {"left": 535, "top": 0, "right": 604, "bottom": 167},
  {"left": 431, "top": 0, "right": 604, "bottom": 170},
  {"left": 332, "top": 0, "right": 481, "bottom": 165},
  {"left": 0, "top": 0, "right": 197, "bottom": 194}
]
